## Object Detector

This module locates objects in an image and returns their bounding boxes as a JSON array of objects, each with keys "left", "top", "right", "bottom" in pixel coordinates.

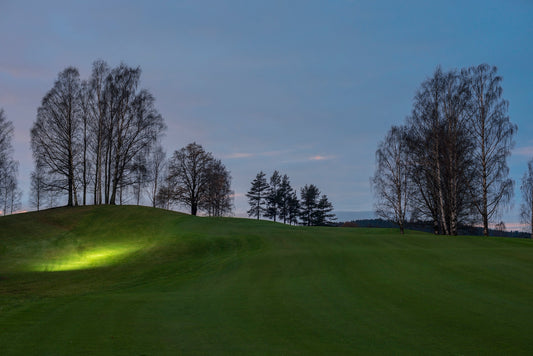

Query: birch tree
[
  {"left": 468, "top": 64, "right": 516, "bottom": 236},
  {"left": 31, "top": 67, "right": 82, "bottom": 207},
  {"left": 372, "top": 125, "right": 410, "bottom": 234}
]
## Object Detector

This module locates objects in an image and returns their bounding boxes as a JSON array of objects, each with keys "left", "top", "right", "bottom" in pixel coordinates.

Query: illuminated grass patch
[{"left": 33, "top": 244, "right": 141, "bottom": 271}]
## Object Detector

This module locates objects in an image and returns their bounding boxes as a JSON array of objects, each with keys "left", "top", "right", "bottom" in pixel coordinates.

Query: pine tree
[
  {"left": 278, "top": 174, "right": 293, "bottom": 224},
  {"left": 299, "top": 184, "right": 320, "bottom": 226},
  {"left": 316, "top": 194, "right": 337, "bottom": 226},
  {"left": 288, "top": 191, "right": 300, "bottom": 225},
  {"left": 265, "top": 170, "right": 282, "bottom": 222},
  {"left": 246, "top": 171, "right": 269, "bottom": 220}
]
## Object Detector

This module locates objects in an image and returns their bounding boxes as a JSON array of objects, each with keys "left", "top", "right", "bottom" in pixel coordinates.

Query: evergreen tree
[
  {"left": 246, "top": 171, "right": 269, "bottom": 220},
  {"left": 278, "top": 174, "right": 293, "bottom": 224},
  {"left": 315, "top": 194, "right": 337, "bottom": 226},
  {"left": 265, "top": 170, "right": 282, "bottom": 222},
  {"left": 299, "top": 184, "right": 320, "bottom": 226},
  {"left": 288, "top": 191, "right": 300, "bottom": 225}
]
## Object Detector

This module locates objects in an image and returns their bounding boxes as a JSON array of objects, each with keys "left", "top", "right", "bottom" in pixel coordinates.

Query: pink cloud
[
  {"left": 309, "top": 155, "right": 335, "bottom": 161},
  {"left": 223, "top": 152, "right": 254, "bottom": 159},
  {"left": 514, "top": 146, "right": 533, "bottom": 157}
]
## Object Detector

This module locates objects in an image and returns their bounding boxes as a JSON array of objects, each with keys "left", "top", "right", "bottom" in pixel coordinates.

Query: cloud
[
  {"left": 513, "top": 146, "right": 533, "bottom": 157},
  {"left": 0, "top": 63, "right": 50, "bottom": 80},
  {"left": 309, "top": 155, "right": 335, "bottom": 161},
  {"left": 223, "top": 152, "right": 254, "bottom": 159},
  {"left": 221, "top": 150, "right": 291, "bottom": 159}
]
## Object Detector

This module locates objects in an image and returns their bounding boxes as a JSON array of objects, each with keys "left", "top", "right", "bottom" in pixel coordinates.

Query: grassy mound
[{"left": 1, "top": 205, "right": 533, "bottom": 354}]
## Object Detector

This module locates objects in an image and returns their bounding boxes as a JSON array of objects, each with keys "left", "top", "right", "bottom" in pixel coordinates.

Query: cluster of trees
[
  {"left": 373, "top": 64, "right": 516, "bottom": 236},
  {"left": 0, "top": 109, "right": 21, "bottom": 215},
  {"left": 246, "top": 171, "right": 336, "bottom": 226},
  {"left": 30, "top": 61, "right": 166, "bottom": 209},
  {"left": 157, "top": 142, "right": 233, "bottom": 216},
  {"left": 29, "top": 62, "right": 233, "bottom": 217}
]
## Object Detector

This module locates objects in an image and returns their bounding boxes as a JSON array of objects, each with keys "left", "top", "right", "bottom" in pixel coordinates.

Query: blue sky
[{"left": 0, "top": 0, "right": 532, "bottom": 226}]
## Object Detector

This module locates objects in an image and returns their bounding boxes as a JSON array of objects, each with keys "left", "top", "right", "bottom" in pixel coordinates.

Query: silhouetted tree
[
  {"left": 372, "top": 125, "right": 410, "bottom": 234},
  {"left": 0, "top": 109, "right": 17, "bottom": 213},
  {"left": 31, "top": 67, "right": 82, "bottom": 207},
  {"left": 494, "top": 221, "right": 506, "bottom": 236},
  {"left": 30, "top": 158, "right": 48, "bottom": 211},
  {"left": 287, "top": 191, "right": 300, "bottom": 225},
  {"left": 278, "top": 174, "right": 294, "bottom": 224},
  {"left": 105, "top": 65, "right": 165, "bottom": 205},
  {"left": 88, "top": 60, "right": 110, "bottom": 205},
  {"left": 299, "top": 184, "right": 320, "bottom": 226},
  {"left": 468, "top": 64, "right": 516, "bottom": 236},
  {"left": 166, "top": 143, "right": 212, "bottom": 216},
  {"left": 246, "top": 171, "right": 269, "bottom": 220},
  {"left": 520, "top": 159, "right": 533, "bottom": 239},
  {"left": 156, "top": 182, "right": 174, "bottom": 210},
  {"left": 31, "top": 61, "right": 166, "bottom": 207},
  {"left": 31, "top": 67, "right": 80, "bottom": 206},
  {"left": 79, "top": 80, "right": 92, "bottom": 205},
  {"left": 148, "top": 145, "right": 166, "bottom": 208},
  {"left": 405, "top": 67, "right": 475, "bottom": 235},
  {"left": 201, "top": 159, "right": 233, "bottom": 216},
  {"left": 265, "top": 170, "right": 282, "bottom": 222},
  {"left": 130, "top": 151, "right": 149, "bottom": 205},
  {"left": 316, "top": 194, "right": 337, "bottom": 226}
]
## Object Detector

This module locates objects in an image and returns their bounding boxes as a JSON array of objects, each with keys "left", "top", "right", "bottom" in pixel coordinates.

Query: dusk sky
[{"left": 1, "top": 1, "right": 532, "bottom": 226}]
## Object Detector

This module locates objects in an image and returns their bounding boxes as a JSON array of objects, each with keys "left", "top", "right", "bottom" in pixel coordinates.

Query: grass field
[{"left": 1, "top": 205, "right": 533, "bottom": 355}]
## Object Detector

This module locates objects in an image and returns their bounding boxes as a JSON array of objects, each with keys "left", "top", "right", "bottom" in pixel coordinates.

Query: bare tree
[
  {"left": 405, "top": 67, "right": 475, "bottom": 235},
  {"left": 0, "top": 109, "right": 14, "bottom": 167},
  {"left": 31, "top": 67, "right": 82, "bottom": 207},
  {"left": 103, "top": 65, "right": 165, "bottom": 205},
  {"left": 0, "top": 109, "right": 17, "bottom": 214},
  {"left": 30, "top": 158, "right": 48, "bottom": 211},
  {"left": 520, "top": 159, "right": 533, "bottom": 239},
  {"left": 156, "top": 182, "right": 174, "bottom": 210},
  {"left": 130, "top": 151, "right": 149, "bottom": 205},
  {"left": 88, "top": 60, "right": 110, "bottom": 205},
  {"left": 0, "top": 109, "right": 19, "bottom": 215},
  {"left": 372, "top": 125, "right": 410, "bottom": 234},
  {"left": 468, "top": 64, "right": 516, "bottom": 236},
  {"left": 32, "top": 61, "right": 166, "bottom": 208},
  {"left": 0, "top": 161, "right": 19, "bottom": 215},
  {"left": 79, "top": 80, "right": 93, "bottom": 205},
  {"left": 148, "top": 145, "right": 166, "bottom": 208},
  {"left": 166, "top": 143, "right": 213, "bottom": 216},
  {"left": 201, "top": 159, "right": 233, "bottom": 216}
]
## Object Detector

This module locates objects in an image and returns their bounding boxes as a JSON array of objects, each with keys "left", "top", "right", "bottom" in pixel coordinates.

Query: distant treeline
[{"left": 339, "top": 219, "right": 530, "bottom": 238}]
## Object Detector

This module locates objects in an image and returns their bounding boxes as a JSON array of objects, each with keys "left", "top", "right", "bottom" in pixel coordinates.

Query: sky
[{"left": 0, "top": 0, "right": 532, "bottom": 227}]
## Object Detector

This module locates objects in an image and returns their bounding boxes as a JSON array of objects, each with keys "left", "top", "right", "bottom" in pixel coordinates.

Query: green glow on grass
[{"left": 33, "top": 245, "right": 141, "bottom": 271}]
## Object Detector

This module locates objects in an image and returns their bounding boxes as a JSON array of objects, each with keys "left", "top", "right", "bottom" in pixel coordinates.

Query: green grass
[{"left": 1, "top": 205, "right": 533, "bottom": 354}]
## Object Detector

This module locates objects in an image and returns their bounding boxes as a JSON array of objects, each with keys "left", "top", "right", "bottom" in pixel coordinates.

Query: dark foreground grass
[{"left": 1, "top": 206, "right": 533, "bottom": 354}]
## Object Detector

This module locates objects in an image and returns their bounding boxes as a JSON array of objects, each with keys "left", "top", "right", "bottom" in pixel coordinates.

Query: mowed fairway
[{"left": 1, "top": 206, "right": 533, "bottom": 354}]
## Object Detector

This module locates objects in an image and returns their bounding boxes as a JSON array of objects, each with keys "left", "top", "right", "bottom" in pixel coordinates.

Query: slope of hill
[{"left": 1, "top": 206, "right": 533, "bottom": 354}]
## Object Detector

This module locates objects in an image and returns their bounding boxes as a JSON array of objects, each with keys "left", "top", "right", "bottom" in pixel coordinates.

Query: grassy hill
[{"left": 1, "top": 206, "right": 533, "bottom": 355}]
